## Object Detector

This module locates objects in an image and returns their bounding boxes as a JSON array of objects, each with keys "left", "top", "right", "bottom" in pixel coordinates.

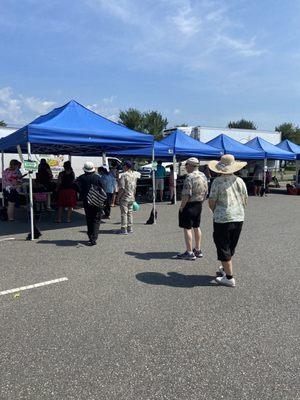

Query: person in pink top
[{"left": 2, "top": 159, "right": 23, "bottom": 221}]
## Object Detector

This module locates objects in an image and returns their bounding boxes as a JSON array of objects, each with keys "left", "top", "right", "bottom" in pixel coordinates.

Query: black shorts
[
  {"left": 179, "top": 201, "right": 202, "bottom": 229},
  {"left": 213, "top": 222, "right": 243, "bottom": 262},
  {"left": 254, "top": 180, "right": 263, "bottom": 186},
  {"left": 3, "top": 189, "right": 19, "bottom": 205}
]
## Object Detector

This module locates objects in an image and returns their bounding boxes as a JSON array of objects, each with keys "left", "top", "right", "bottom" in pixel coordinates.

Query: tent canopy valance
[
  {"left": 207, "top": 134, "right": 265, "bottom": 160},
  {"left": 246, "top": 137, "right": 295, "bottom": 160},
  {"left": 276, "top": 139, "right": 300, "bottom": 160},
  {"left": 107, "top": 141, "right": 172, "bottom": 159},
  {"left": 0, "top": 100, "right": 154, "bottom": 155}
]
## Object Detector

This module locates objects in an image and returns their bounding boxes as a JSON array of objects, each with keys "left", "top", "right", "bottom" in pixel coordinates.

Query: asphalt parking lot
[{"left": 0, "top": 193, "right": 299, "bottom": 400}]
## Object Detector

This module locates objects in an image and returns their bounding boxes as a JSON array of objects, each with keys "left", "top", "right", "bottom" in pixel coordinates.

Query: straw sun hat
[{"left": 208, "top": 154, "right": 247, "bottom": 175}]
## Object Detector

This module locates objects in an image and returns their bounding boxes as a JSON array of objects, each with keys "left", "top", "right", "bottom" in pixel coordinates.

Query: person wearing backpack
[{"left": 77, "top": 162, "right": 104, "bottom": 246}]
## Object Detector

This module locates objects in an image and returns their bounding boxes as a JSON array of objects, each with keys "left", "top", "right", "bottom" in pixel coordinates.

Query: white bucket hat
[
  {"left": 185, "top": 157, "right": 200, "bottom": 167},
  {"left": 83, "top": 161, "right": 95, "bottom": 173},
  {"left": 208, "top": 154, "right": 247, "bottom": 174}
]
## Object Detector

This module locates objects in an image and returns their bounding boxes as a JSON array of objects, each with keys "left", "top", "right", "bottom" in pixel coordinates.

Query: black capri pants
[{"left": 213, "top": 221, "right": 243, "bottom": 262}]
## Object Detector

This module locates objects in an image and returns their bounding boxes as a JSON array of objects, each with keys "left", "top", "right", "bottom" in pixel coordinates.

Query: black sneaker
[
  {"left": 193, "top": 249, "right": 203, "bottom": 258},
  {"left": 173, "top": 251, "right": 196, "bottom": 261}
]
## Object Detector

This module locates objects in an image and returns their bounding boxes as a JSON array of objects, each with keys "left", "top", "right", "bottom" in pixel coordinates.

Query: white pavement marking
[
  {"left": 0, "top": 237, "right": 15, "bottom": 242},
  {"left": 0, "top": 277, "right": 68, "bottom": 296}
]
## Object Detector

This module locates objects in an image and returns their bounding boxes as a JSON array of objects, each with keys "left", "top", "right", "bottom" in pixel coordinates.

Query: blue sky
[{"left": 1, "top": 0, "right": 300, "bottom": 130}]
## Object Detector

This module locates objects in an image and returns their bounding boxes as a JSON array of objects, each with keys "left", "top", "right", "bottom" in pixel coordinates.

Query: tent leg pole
[
  {"left": 263, "top": 158, "right": 267, "bottom": 194},
  {"left": 152, "top": 147, "right": 156, "bottom": 224},
  {"left": 27, "top": 142, "right": 34, "bottom": 241},
  {"left": 173, "top": 154, "right": 177, "bottom": 205}
]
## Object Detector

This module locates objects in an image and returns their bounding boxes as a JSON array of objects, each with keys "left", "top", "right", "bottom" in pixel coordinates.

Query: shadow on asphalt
[
  {"left": 36, "top": 239, "right": 88, "bottom": 247},
  {"left": 136, "top": 272, "right": 215, "bottom": 287},
  {"left": 126, "top": 251, "right": 178, "bottom": 260}
]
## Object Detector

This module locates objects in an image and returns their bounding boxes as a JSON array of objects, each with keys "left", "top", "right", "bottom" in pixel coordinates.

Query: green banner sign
[{"left": 24, "top": 160, "right": 38, "bottom": 172}]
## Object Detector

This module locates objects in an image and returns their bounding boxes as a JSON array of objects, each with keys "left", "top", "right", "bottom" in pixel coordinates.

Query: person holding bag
[{"left": 76, "top": 162, "right": 105, "bottom": 246}]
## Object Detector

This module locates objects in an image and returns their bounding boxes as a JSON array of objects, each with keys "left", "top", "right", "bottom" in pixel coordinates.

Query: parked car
[{"left": 138, "top": 162, "right": 172, "bottom": 179}]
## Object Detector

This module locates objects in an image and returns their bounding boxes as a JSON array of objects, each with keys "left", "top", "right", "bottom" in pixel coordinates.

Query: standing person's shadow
[
  {"left": 126, "top": 251, "right": 178, "bottom": 260},
  {"left": 136, "top": 272, "right": 216, "bottom": 287}
]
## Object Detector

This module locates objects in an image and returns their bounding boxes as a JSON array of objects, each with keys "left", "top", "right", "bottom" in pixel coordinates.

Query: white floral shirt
[
  {"left": 209, "top": 174, "right": 248, "bottom": 223},
  {"left": 119, "top": 171, "right": 140, "bottom": 202},
  {"left": 181, "top": 170, "right": 208, "bottom": 202}
]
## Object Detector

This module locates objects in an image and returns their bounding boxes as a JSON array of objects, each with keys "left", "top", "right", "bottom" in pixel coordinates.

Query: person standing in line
[
  {"left": 117, "top": 161, "right": 140, "bottom": 235},
  {"left": 155, "top": 160, "right": 166, "bottom": 202},
  {"left": 2, "top": 159, "right": 23, "bottom": 221},
  {"left": 36, "top": 158, "right": 55, "bottom": 210},
  {"left": 174, "top": 158, "right": 208, "bottom": 260},
  {"left": 208, "top": 154, "right": 248, "bottom": 287},
  {"left": 168, "top": 165, "right": 175, "bottom": 204},
  {"left": 110, "top": 161, "right": 120, "bottom": 207},
  {"left": 98, "top": 166, "right": 116, "bottom": 219},
  {"left": 253, "top": 164, "right": 264, "bottom": 196},
  {"left": 77, "top": 162, "right": 103, "bottom": 246},
  {"left": 55, "top": 161, "right": 77, "bottom": 223}
]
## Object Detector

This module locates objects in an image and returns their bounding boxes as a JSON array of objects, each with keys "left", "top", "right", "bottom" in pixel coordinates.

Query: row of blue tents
[
  {"left": 111, "top": 130, "right": 299, "bottom": 161},
  {"left": 0, "top": 100, "right": 299, "bottom": 160}
]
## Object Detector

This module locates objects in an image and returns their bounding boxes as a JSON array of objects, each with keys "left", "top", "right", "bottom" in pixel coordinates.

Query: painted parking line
[
  {"left": 0, "top": 277, "right": 68, "bottom": 296},
  {"left": 0, "top": 238, "right": 15, "bottom": 242}
]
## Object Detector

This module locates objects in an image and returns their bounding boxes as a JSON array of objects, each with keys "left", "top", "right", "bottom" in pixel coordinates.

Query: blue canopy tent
[
  {"left": 276, "top": 139, "right": 300, "bottom": 159},
  {"left": 276, "top": 140, "right": 300, "bottom": 187},
  {"left": 158, "top": 129, "right": 222, "bottom": 158},
  {"left": 246, "top": 137, "right": 296, "bottom": 192},
  {"left": 0, "top": 100, "right": 154, "bottom": 155},
  {"left": 0, "top": 100, "right": 154, "bottom": 239},
  {"left": 206, "top": 134, "right": 265, "bottom": 159},
  {"left": 246, "top": 137, "right": 295, "bottom": 160}
]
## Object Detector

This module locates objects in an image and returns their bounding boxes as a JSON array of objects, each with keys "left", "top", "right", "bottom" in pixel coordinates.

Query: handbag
[{"left": 87, "top": 184, "right": 107, "bottom": 208}]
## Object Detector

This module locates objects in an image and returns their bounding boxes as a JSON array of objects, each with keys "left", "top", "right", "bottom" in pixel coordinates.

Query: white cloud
[
  {"left": 102, "top": 95, "right": 117, "bottom": 104},
  {"left": 86, "top": 0, "right": 138, "bottom": 25},
  {"left": 85, "top": 0, "right": 263, "bottom": 72},
  {"left": 21, "top": 96, "right": 56, "bottom": 115},
  {"left": 0, "top": 87, "right": 56, "bottom": 124},
  {"left": 218, "top": 35, "right": 263, "bottom": 57},
  {"left": 86, "top": 103, "right": 119, "bottom": 122},
  {"left": 173, "top": 108, "right": 181, "bottom": 115},
  {"left": 171, "top": 5, "right": 202, "bottom": 37}
]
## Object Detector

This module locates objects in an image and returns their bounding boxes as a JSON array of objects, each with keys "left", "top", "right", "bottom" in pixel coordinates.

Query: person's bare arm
[
  {"left": 179, "top": 195, "right": 189, "bottom": 212},
  {"left": 208, "top": 198, "right": 216, "bottom": 212}
]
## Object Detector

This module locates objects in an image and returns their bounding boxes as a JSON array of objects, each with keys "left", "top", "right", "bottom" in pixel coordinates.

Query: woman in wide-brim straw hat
[{"left": 208, "top": 154, "right": 248, "bottom": 287}]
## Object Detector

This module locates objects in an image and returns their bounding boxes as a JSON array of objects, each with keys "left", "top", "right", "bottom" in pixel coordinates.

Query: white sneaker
[
  {"left": 216, "top": 266, "right": 225, "bottom": 277},
  {"left": 215, "top": 275, "right": 236, "bottom": 287}
]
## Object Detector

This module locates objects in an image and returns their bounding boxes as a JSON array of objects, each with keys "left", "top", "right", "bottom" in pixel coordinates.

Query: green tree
[
  {"left": 118, "top": 108, "right": 144, "bottom": 132},
  {"left": 275, "top": 122, "right": 300, "bottom": 144},
  {"left": 143, "top": 111, "right": 168, "bottom": 141},
  {"left": 0, "top": 120, "right": 6, "bottom": 127},
  {"left": 228, "top": 119, "right": 257, "bottom": 130},
  {"left": 175, "top": 123, "right": 188, "bottom": 127}
]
